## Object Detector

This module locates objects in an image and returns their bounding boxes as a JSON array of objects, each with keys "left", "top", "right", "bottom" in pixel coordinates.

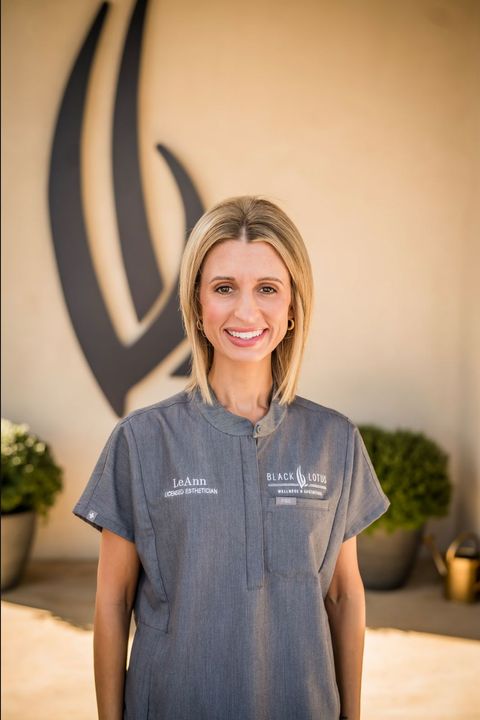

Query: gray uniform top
[{"left": 73, "top": 384, "right": 390, "bottom": 720}]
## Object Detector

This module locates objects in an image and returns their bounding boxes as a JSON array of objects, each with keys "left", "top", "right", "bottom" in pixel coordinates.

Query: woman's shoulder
[
  {"left": 292, "top": 394, "right": 354, "bottom": 429},
  {"left": 120, "top": 388, "right": 192, "bottom": 427}
]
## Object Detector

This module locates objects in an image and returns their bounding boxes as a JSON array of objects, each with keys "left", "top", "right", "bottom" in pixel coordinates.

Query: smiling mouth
[{"left": 225, "top": 329, "right": 266, "bottom": 339}]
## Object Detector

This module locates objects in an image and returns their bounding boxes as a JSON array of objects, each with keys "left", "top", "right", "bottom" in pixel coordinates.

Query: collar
[{"left": 192, "top": 382, "right": 288, "bottom": 438}]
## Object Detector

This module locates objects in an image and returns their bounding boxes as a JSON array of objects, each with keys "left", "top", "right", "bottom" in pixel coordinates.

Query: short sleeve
[
  {"left": 343, "top": 424, "right": 390, "bottom": 542},
  {"left": 72, "top": 419, "right": 135, "bottom": 542}
]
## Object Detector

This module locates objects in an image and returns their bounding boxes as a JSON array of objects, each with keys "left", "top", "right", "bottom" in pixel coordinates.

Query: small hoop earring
[
  {"left": 287, "top": 318, "right": 295, "bottom": 331},
  {"left": 196, "top": 318, "right": 204, "bottom": 333}
]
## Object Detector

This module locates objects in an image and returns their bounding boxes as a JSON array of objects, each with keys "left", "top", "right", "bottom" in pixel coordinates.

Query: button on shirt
[{"left": 73, "top": 385, "right": 390, "bottom": 720}]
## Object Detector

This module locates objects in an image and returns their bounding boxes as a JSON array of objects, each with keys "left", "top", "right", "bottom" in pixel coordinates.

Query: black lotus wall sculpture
[{"left": 49, "top": 0, "right": 204, "bottom": 417}]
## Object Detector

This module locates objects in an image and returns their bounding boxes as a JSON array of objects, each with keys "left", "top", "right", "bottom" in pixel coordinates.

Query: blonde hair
[{"left": 179, "top": 196, "right": 314, "bottom": 405}]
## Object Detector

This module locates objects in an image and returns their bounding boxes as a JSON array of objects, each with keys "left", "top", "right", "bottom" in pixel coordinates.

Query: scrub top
[{"left": 73, "top": 384, "right": 390, "bottom": 720}]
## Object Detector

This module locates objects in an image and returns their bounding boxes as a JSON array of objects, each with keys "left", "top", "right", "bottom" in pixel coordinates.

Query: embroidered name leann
[
  {"left": 164, "top": 475, "right": 218, "bottom": 498},
  {"left": 267, "top": 465, "right": 327, "bottom": 497}
]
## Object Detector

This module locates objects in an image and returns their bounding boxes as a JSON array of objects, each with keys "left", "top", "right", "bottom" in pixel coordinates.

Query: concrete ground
[{"left": 2, "top": 557, "right": 480, "bottom": 719}]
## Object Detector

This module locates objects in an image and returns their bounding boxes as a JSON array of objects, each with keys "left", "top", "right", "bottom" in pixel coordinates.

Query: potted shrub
[
  {"left": 1, "top": 418, "right": 63, "bottom": 590},
  {"left": 357, "top": 425, "right": 452, "bottom": 590}
]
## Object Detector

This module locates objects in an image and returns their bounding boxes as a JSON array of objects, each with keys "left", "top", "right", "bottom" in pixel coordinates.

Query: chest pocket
[{"left": 264, "top": 496, "right": 331, "bottom": 578}]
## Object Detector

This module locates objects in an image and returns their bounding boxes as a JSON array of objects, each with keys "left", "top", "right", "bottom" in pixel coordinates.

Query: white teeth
[{"left": 227, "top": 329, "right": 264, "bottom": 339}]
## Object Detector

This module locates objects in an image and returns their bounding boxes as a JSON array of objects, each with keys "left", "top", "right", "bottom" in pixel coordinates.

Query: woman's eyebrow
[{"left": 208, "top": 275, "right": 284, "bottom": 285}]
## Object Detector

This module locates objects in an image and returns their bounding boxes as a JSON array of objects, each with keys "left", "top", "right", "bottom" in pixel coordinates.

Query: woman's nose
[{"left": 233, "top": 291, "right": 261, "bottom": 322}]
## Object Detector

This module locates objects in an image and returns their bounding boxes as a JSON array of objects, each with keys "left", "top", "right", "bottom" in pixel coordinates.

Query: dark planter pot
[
  {"left": 1, "top": 510, "right": 37, "bottom": 591},
  {"left": 357, "top": 526, "right": 424, "bottom": 590}
]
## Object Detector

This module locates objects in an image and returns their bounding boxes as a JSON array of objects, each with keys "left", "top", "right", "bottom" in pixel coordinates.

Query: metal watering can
[{"left": 424, "top": 532, "right": 480, "bottom": 603}]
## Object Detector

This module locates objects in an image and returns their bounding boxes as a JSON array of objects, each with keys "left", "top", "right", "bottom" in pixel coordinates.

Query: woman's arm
[
  {"left": 324, "top": 535, "right": 366, "bottom": 720},
  {"left": 93, "top": 528, "right": 141, "bottom": 720}
]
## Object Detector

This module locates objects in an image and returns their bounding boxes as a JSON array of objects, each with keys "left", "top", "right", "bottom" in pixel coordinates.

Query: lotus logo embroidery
[
  {"left": 48, "top": 0, "right": 204, "bottom": 416},
  {"left": 296, "top": 465, "right": 307, "bottom": 489},
  {"left": 267, "top": 466, "right": 327, "bottom": 497}
]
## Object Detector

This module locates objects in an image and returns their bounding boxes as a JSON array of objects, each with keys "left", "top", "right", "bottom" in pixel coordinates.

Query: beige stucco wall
[{"left": 2, "top": 0, "right": 479, "bottom": 559}]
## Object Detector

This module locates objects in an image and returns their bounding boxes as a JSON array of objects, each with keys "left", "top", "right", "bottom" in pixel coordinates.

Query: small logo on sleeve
[
  {"left": 87, "top": 510, "right": 98, "bottom": 520},
  {"left": 267, "top": 465, "right": 327, "bottom": 497}
]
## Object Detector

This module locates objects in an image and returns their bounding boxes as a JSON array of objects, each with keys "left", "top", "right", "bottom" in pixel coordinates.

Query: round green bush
[
  {"left": 358, "top": 425, "right": 452, "bottom": 534},
  {"left": 1, "top": 418, "right": 63, "bottom": 518}
]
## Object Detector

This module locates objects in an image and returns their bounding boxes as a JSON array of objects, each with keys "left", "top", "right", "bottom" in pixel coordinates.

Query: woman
[{"left": 73, "top": 195, "right": 390, "bottom": 720}]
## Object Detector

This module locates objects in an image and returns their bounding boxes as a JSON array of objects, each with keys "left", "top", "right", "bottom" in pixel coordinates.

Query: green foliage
[
  {"left": 1, "top": 418, "right": 63, "bottom": 518},
  {"left": 358, "top": 425, "right": 452, "bottom": 534}
]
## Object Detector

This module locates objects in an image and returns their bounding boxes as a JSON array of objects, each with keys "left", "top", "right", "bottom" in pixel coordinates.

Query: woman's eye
[{"left": 214, "top": 285, "right": 277, "bottom": 295}]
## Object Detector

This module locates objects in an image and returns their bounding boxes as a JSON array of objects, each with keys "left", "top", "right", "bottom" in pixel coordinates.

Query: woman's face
[{"left": 198, "top": 239, "right": 293, "bottom": 367}]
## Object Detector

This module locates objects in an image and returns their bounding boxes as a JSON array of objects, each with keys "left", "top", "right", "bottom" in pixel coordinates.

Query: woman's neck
[{"left": 207, "top": 359, "right": 273, "bottom": 425}]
